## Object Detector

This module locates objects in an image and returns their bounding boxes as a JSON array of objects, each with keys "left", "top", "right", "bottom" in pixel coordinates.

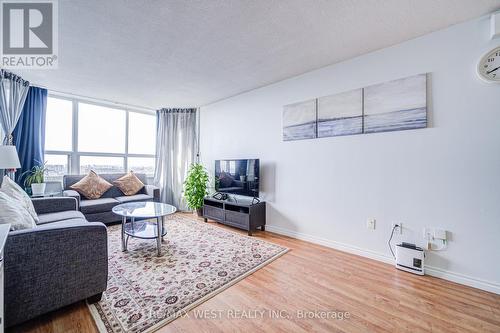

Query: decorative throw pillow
[
  {"left": 0, "top": 176, "right": 39, "bottom": 223},
  {"left": 0, "top": 192, "right": 37, "bottom": 231},
  {"left": 70, "top": 170, "right": 112, "bottom": 199},
  {"left": 113, "top": 172, "right": 145, "bottom": 196}
]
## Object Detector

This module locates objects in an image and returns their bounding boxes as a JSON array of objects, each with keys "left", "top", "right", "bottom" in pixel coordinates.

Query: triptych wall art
[{"left": 282, "top": 74, "right": 428, "bottom": 141}]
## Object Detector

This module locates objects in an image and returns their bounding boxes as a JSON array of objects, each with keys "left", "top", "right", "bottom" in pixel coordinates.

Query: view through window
[
  {"left": 78, "top": 103, "right": 126, "bottom": 153},
  {"left": 44, "top": 96, "right": 156, "bottom": 182},
  {"left": 80, "top": 156, "right": 125, "bottom": 175},
  {"left": 44, "top": 154, "right": 69, "bottom": 181}
]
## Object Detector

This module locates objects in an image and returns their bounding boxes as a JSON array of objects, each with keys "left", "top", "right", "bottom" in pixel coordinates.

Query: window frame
[
  {"left": 43, "top": 153, "right": 71, "bottom": 181},
  {"left": 44, "top": 94, "right": 156, "bottom": 178}
]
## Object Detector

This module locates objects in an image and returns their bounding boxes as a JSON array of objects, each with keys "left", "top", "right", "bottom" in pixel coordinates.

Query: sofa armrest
[
  {"left": 4, "top": 221, "right": 108, "bottom": 327},
  {"left": 63, "top": 189, "right": 81, "bottom": 208},
  {"left": 144, "top": 185, "right": 160, "bottom": 202},
  {"left": 31, "top": 197, "right": 78, "bottom": 214}
]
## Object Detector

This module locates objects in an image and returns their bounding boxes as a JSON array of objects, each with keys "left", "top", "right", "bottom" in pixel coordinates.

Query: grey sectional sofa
[
  {"left": 63, "top": 173, "right": 160, "bottom": 223},
  {"left": 4, "top": 197, "right": 108, "bottom": 327}
]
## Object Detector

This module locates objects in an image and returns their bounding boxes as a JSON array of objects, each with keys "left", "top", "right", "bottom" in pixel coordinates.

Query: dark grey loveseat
[
  {"left": 4, "top": 197, "right": 108, "bottom": 327},
  {"left": 63, "top": 173, "right": 160, "bottom": 224}
]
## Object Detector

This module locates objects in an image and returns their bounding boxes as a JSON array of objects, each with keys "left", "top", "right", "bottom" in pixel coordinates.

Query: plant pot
[
  {"left": 196, "top": 208, "right": 203, "bottom": 217},
  {"left": 31, "top": 183, "right": 46, "bottom": 196}
]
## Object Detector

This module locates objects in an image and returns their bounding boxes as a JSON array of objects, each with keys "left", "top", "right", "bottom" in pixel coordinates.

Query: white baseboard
[
  {"left": 423, "top": 266, "right": 500, "bottom": 294},
  {"left": 265, "top": 224, "right": 500, "bottom": 295}
]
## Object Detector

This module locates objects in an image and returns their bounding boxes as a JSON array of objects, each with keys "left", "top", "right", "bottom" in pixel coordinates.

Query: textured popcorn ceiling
[{"left": 16, "top": 0, "right": 500, "bottom": 108}]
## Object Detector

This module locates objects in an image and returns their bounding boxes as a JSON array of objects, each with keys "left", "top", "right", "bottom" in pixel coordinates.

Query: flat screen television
[{"left": 215, "top": 159, "right": 260, "bottom": 197}]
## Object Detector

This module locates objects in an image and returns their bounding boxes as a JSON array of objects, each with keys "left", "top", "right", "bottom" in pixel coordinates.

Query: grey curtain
[
  {"left": 0, "top": 70, "right": 30, "bottom": 145},
  {"left": 154, "top": 108, "right": 198, "bottom": 210}
]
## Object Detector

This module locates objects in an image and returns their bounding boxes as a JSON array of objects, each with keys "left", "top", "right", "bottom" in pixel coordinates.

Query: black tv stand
[{"left": 202, "top": 197, "right": 266, "bottom": 236}]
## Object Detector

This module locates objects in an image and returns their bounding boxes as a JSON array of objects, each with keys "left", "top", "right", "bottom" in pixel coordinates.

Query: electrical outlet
[
  {"left": 367, "top": 218, "right": 376, "bottom": 230},
  {"left": 433, "top": 228, "right": 447, "bottom": 240},
  {"left": 392, "top": 222, "right": 403, "bottom": 234}
]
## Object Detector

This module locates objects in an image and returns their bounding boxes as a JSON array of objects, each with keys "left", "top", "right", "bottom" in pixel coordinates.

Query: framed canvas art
[
  {"left": 283, "top": 99, "right": 317, "bottom": 141},
  {"left": 317, "top": 89, "right": 363, "bottom": 138},
  {"left": 363, "top": 74, "right": 427, "bottom": 133}
]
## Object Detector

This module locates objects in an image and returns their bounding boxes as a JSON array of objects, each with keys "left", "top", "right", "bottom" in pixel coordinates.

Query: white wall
[{"left": 200, "top": 15, "right": 500, "bottom": 293}]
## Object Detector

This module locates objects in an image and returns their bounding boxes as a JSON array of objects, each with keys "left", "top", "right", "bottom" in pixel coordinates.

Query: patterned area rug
[{"left": 88, "top": 214, "right": 288, "bottom": 333}]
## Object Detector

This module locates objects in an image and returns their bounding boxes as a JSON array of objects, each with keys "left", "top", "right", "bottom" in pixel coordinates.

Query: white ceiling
[{"left": 15, "top": 0, "right": 500, "bottom": 109}]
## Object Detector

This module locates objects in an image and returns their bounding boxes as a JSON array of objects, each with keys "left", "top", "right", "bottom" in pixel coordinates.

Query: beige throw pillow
[
  {"left": 113, "top": 172, "right": 145, "bottom": 196},
  {"left": 0, "top": 175, "right": 39, "bottom": 223},
  {"left": 0, "top": 191, "right": 37, "bottom": 231},
  {"left": 70, "top": 170, "right": 112, "bottom": 199}
]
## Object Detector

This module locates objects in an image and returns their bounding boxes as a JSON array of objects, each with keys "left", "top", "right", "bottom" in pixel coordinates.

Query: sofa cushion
[
  {"left": 64, "top": 173, "right": 148, "bottom": 199},
  {"left": 0, "top": 176, "right": 39, "bottom": 223},
  {"left": 37, "top": 211, "right": 86, "bottom": 225},
  {"left": 37, "top": 218, "right": 88, "bottom": 228},
  {"left": 115, "top": 194, "right": 153, "bottom": 204},
  {"left": 70, "top": 171, "right": 113, "bottom": 200},
  {"left": 0, "top": 192, "right": 36, "bottom": 231},
  {"left": 80, "top": 198, "right": 120, "bottom": 214},
  {"left": 113, "top": 172, "right": 144, "bottom": 196}
]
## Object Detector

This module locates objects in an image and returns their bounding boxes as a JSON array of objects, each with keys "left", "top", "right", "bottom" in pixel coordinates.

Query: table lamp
[{"left": 0, "top": 145, "right": 21, "bottom": 180}]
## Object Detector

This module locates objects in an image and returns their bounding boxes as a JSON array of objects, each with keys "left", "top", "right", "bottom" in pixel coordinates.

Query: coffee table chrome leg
[
  {"left": 156, "top": 217, "right": 162, "bottom": 256},
  {"left": 121, "top": 216, "right": 127, "bottom": 251},
  {"left": 161, "top": 216, "right": 165, "bottom": 242}
]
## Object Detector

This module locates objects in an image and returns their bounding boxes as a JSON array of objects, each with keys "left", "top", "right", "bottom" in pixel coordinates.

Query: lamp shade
[{"left": 0, "top": 145, "right": 21, "bottom": 169}]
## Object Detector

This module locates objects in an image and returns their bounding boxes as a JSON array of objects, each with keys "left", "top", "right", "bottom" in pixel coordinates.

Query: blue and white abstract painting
[
  {"left": 318, "top": 89, "right": 363, "bottom": 138},
  {"left": 364, "top": 74, "right": 427, "bottom": 133},
  {"left": 283, "top": 99, "right": 317, "bottom": 141}
]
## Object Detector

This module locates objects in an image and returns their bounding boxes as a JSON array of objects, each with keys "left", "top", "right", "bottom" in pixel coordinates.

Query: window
[
  {"left": 45, "top": 97, "right": 72, "bottom": 151},
  {"left": 128, "top": 157, "right": 155, "bottom": 177},
  {"left": 80, "top": 156, "right": 124, "bottom": 175},
  {"left": 44, "top": 96, "right": 156, "bottom": 182},
  {"left": 78, "top": 103, "right": 126, "bottom": 153},
  {"left": 128, "top": 112, "right": 156, "bottom": 155},
  {"left": 44, "top": 154, "right": 69, "bottom": 181}
]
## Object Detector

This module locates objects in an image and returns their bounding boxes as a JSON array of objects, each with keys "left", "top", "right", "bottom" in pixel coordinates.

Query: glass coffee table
[{"left": 112, "top": 202, "right": 176, "bottom": 256}]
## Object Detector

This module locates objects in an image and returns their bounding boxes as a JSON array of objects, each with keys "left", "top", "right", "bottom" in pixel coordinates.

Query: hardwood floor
[{"left": 9, "top": 214, "right": 500, "bottom": 333}]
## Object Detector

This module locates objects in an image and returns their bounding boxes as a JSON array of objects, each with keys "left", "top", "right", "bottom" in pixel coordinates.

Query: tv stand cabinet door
[
  {"left": 203, "top": 206, "right": 224, "bottom": 222},
  {"left": 224, "top": 211, "right": 249, "bottom": 229}
]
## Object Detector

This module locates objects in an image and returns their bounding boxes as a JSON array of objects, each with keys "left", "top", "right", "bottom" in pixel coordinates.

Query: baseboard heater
[{"left": 395, "top": 243, "right": 425, "bottom": 275}]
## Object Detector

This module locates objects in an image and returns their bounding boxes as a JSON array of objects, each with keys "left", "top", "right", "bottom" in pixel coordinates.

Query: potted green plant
[
  {"left": 23, "top": 162, "right": 48, "bottom": 196},
  {"left": 183, "top": 163, "right": 209, "bottom": 216}
]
